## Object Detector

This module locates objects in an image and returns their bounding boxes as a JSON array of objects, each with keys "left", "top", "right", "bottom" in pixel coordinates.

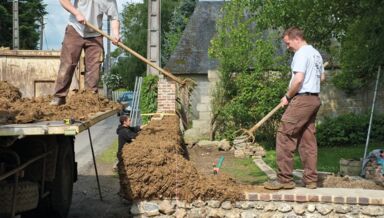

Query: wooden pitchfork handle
[
  {"left": 248, "top": 102, "right": 283, "bottom": 134},
  {"left": 237, "top": 102, "right": 283, "bottom": 142},
  {"left": 84, "top": 21, "right": 185, "bottom": 85}
]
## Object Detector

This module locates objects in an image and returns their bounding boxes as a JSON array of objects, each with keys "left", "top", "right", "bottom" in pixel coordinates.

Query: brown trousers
[
  {"left": 276, "top": 95, "right": 321, "bottom": 184},
  {"left": 53, "top": 25, "right": 103, "bottom": 97}
]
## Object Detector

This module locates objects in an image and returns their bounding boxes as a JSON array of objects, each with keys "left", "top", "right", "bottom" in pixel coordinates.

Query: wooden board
[{"left": 0, "top": 109, "right": 119, "bottom": 136}]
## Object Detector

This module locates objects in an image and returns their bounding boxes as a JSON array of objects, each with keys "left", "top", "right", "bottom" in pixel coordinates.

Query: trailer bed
[{"left": 0, "top": 109, "right": 119, "bottom": 136}]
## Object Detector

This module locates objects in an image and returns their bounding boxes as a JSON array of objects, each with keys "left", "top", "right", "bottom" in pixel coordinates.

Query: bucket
[{"left": 339, "top": 158, "right": 362, "bottom": 176}]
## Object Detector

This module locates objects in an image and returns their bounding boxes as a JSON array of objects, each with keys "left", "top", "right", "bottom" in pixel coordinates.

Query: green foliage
[
  {"left": 162, "top": 0, "right": 196, "bottom": 65},
  {"left": 251, "top": 0, "right": 383, "bottom": 92},
  {"left": 112, "top": 2, "right": 148, "bottom": 89},
  {"left": 0, "top": 0, "right": 47, "bottom": 49},
  {"left": 111, "top": 0, "right": 195, "bottom": 90},
  {"left": 317, "top": 113, "right": 384, "bottom": 147},
  {"left": 209, "top": 0, "right": 289, "bottom": 140},
  {"left": 331, "top": 70, "right": 363, "bottom": 95},
  {"left": 102, "top": 70, "right": 122, "bottom": 91},
  {"left": 210, "top": 0, "right": 384, "bottom": 140},
  {"left": 140, "top": 74, "right": 159, "bottom": 123},
  {"left": 338, "top": 1, "right": 384, "bottom": 90}
]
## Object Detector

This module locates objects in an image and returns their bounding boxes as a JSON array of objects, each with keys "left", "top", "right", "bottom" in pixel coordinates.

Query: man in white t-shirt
[
  {"left": 50, "top": 0, "right": 120, "bottom": 105},
  {"left": 264, "top": 27, "right": 324, "bottom": 190}
]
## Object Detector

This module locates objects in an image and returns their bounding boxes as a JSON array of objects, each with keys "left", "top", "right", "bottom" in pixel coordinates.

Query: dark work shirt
[{"left": 116, "top": 125, "right": 139, "bottom": 152}]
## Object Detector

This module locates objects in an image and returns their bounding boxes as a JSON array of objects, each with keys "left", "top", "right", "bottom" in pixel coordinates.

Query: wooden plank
[{"left": 0, "top": 109, "right": 119, "bottom": 136}]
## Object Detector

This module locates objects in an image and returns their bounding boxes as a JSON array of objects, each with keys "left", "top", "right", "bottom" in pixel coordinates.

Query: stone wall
[
  {"left": 128, "top": 198, "right": 384, "bottom": 217},
  {"left": 318, "top": 70, "right": 384, "bottom": 119}
]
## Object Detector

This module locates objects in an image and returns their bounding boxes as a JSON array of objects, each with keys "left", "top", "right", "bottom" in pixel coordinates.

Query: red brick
[
  {"left": 260, "top": 193, "right": 271, "bottom": 201},
  {"left": 358, "top": 197, "right": 369, "bottom": 205},
  {"left": 272, "top": 194, "right": 282, "bottom": 201},
  {"left": 321, "top": 196, "right": 332, "bottom": 203},
  {"left": 246, "top": 193, "right": 259, "bottom": 201},
  {"left": 283, "top": 194, "right": 294, "bottom": 202},
  {"left": 334, "top": 196, "right": 345, "bottom": 204},
  {"left": 295, "top": 195, "right": 307, "bottom": 202},
  {"left": 307, "top": 195, "right": 319, "bottom": 202}
]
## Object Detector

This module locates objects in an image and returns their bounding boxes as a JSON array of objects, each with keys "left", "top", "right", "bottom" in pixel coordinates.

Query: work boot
[
  {"left": 263, "top": 180, "right": 296, "bottom": 190},
  {"left": 305, "top": 182, "right": 317, "bottom": 189},
  {"left": 49, "top": 97, "right": 66, "bottom": 106}
]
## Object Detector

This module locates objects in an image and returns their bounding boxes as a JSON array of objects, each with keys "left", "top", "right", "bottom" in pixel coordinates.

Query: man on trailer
[{"left": 50, "top": 0, "right": 120, "bottom": 106}]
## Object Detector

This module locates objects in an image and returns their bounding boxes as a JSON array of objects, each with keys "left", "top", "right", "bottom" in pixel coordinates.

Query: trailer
[
  {"left": 0, "top": 48, "right": 117, "bottom": 217},
  {"left": 0, "top": 109, "right": 118, "bottom": 218}
]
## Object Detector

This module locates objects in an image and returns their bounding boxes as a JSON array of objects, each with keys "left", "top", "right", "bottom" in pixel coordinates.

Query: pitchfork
[
  {"left": 235, "top": 102, "right": 283, "bottom": 143},
  {"left": 84, "top": 21, "right": 196, "bottom": 88}
]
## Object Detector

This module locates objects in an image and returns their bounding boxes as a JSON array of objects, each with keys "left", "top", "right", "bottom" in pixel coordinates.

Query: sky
[{"left": 43, "top": 0, "right": 143, "bottom": 50}]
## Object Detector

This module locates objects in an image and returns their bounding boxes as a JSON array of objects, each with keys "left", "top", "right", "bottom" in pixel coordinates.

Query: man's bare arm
[
  {"left": 281, "top": 72, "right": 304, "bottom": 106},
  {"left": 111, "top": 19, "right": 120, "bottom": 45},
  {"left": 321, "top": 72, "right": 326, "bottom": 82},
  {"left": 59, "top": 0, "right": 84, "bottom": 23}
]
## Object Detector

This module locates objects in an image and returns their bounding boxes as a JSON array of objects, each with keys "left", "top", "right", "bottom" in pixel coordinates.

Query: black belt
[{"left": 296, "top": 92, "right": 319, "bottom": 96}]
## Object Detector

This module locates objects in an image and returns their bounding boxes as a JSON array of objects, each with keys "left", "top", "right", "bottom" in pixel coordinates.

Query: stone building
[{"left": 165, "top": 0, "right": 224, "bottom": 140}]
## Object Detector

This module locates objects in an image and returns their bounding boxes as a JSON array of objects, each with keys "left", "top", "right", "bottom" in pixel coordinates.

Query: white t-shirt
[
  {"left": 289, "top": 45, "right": 324, "bottom": 93},
  {"left": 68, "top": 0, "right": 119, "bottom": 38}
]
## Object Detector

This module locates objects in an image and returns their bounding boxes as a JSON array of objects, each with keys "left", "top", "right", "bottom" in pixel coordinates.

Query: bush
[
  {"left": 140, "top": 75, "right": 159, "bottom": 123},
  {"left": 317, "top": 113, "right": 384, "bottom": 147}
]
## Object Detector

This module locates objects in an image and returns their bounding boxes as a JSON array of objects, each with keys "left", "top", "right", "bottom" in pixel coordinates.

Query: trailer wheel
[
  {"left": 46, "top": 136, "right": 75, "bottom": 218},
  {"left": 0, "top": 181, "right": 39, "bottom": 215}
]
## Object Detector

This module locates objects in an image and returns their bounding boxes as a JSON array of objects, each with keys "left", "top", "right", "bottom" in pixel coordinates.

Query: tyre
[
  {"left": 21, "top": 136, "right": 75, "bottom": 218},
  {"left": 0, "top": 181, "right": 39, "bottom": 215},
  {"left": 48, "top": 136, "right": 74, "bottom": 218}
]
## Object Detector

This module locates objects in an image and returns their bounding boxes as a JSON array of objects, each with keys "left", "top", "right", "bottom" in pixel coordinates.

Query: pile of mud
[
  {"left": 0, "top": 81, "right": 121, "bottom": 124},
  {"left": 322, "top": 175, "right": 384, "bottom": 190},
  {"left": 118, "top": 115, "right": 246, "bottom": 202}
]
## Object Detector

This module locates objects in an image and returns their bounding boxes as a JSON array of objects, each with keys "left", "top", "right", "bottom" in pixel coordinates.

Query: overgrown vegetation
[
  {"left": 209, "top": 0, "right": 384, "bottom": 141},
  {"left": 209, "top": 0, "right": 289, "bottom": 141},
  {"left": 317, "top": 113, "right": 384, "bottom": 147},
  {"left": 140, "top": 74, "right": 159, "bottom": 123},
  {"left": 0, "top": 0, "right": 47, "bottom": 49}
]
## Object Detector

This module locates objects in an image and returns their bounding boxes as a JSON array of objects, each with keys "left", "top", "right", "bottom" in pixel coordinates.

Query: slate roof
[{"left": 165, "top": 1, "right": 224, "bottom": 75}]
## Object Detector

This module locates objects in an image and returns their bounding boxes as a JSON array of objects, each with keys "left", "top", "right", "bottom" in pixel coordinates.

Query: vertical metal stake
[{"left": 87, "top": 128, "right": 103, "bottom": 201}]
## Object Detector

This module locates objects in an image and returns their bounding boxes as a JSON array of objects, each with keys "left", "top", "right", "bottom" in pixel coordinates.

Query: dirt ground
[{"left": 69, "top": 163, "right": 131, "bottom": 218}]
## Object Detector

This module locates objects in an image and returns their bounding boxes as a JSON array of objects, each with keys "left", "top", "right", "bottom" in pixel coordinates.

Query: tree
[
  {"left": 108, "top": 0, "right": 196, "bottom": 90},
  {"left": 0, "top": 0, "right": 47, "bottom": 49},
  {"left": 162, "top": 0, "right": 196, "bottom": 65},
  {"left": 251, "top": 0, "right": 383, "bottom": 93},
  {"left": 209, "top": 0, "right": 288, "bottom": 141}
]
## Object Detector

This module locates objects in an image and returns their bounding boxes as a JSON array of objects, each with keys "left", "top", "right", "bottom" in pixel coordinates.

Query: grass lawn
[
  {"left": 221, "top": 143, "right": 384, "bottom": 184},
  {"left": 98, "top": 139, "right": 118, "bottom": 164},
  {"left": 221, "top": 158, "right": 269, "bottom": 185},
  {"left": 263, "top": 143, "right": 383, "bottom": 173}
]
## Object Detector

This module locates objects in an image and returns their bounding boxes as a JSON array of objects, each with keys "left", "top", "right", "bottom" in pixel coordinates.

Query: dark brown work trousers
[
  {"left": 53, "top": 25, "right": 103, "bottom": 97},
  {"left": 276, "top": 95, "right": 321, "bottom": 184}
]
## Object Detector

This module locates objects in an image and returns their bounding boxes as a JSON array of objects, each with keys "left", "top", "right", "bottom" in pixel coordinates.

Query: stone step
[
  {"left": 199, "top": 111, "right": 211, "bottom": 120},
  {"left": 192, "top": 120, "right": 210, "bottom": 129},
  {"left": 196, "top": 85, "right": 210, "bottom": 92},
  {"left": 196, "top": 103, "right": 211, "bottom": 112},
  {"left": 200, "top": 96, "right": 211, "bottom": 104}
]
